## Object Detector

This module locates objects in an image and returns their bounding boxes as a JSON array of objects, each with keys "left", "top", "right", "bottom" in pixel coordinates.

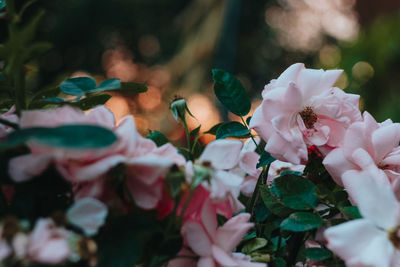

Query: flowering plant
[{"left": 0, "top": 1, "right": 399, "bottom": 267}]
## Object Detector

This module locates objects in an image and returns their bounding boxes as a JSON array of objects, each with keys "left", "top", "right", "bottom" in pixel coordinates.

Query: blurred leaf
[
  {"left": 74, "top": 94, "right": 111, "bottom": 110},
  {"left": 216, "top": 121, "right": 250, "bottom": 139},
  {"left": 255, "top": 202, "right": 270, "bottom": 222},
  {"left": 259, "top": 185, "right": 292, "bottom": 217},
  {"left": 305, "top": 248, "right": 332, "bottom": 261},
  {"left": 60, "top": 77, "right": 96, "bottom": 96},
  {"left": 271, "top": 174, "right": 318, "bottom": 210},
  {"left": 256, "top": 151, "right": 275, "bottom": 168},
  {"left": 242, "top": 238, "right": 268, "bottom": 254},
  {"left": 339, "top": 206, "right": 362, "bottom": 220},
  {"left": 88, "top": 78, "right": 121, "bottom": 92},
  {"left": 147, "top": 130, "right": 169, "bottom": 147},
  {"left": 119, "top": 82, "right": 148, "bottom": 93},
  {"left": 0, "top": 0, "right": 5, "bottom": 9},
  {"left": 22, "top": 42, "right": 52, "bottom": 62},
  {"left": 280, "top": 212, "right": 322, "bottom": 232},
  {"left": 0, "top": 125, "right": 117, "bottom": 149},
  {"left": 212, "top": 69, "right": 251, "bottom": 116}
]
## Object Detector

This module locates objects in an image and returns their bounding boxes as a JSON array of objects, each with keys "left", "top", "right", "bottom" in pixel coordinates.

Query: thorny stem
[{"left": 247, "top": 164, "right": 270, "bottom": 219}]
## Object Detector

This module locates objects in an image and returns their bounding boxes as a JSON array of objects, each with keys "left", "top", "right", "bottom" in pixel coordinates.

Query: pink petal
[
  {"left": 34, "top": 239, "right": 70, "bottom": 264},
  {"left": 198, "top": 257, "right": 216, "bottom": 267},
  {"left": 239, "top": 151, "right": 261, "bottom": 177},
  {"left": 199, "top": 140, "right": 243, "bottom": 170},
  {"left": 201, "top": 199, "right": 218, "bottom": 239},
  {"left": 342, "top": 169, "right": 399, "bottom": 229},
  {"left": 323, "top": 148, "right": 357, "bottom": 186},
  {"left": 211, "top": 245, "right": 238, "bottom": 266},
  {"left": 181, "top": 221, "right": 212, "bottom": 257},
  {"left": 266, "top": 132, "right": 307, "bottom": 165},
  {"left": 67, "top": 198, "right": 108, "bottom": 236},
  {"left": 324, "top": 219, "right": 393, "bottom": 267},
  {"left": 126, "top": 155, "right": 172, "bottom": 185},
  {"left": 274, "top": 63, "right": 304, "bottom": 87},
  {"left": 127, "top": 179, "right": 163, "bottom": 209},
  {"left": 85, "top": 106, "right": 115, "bottom": 128},
  {"left": 372, "top": 123, "right": 400, "bottom": 162},
  {"left": 9, "top": 154, "right": 52, "bottom": 182},
  {"left": 299, "top": 68, "right": 342, "bottom": 100}
]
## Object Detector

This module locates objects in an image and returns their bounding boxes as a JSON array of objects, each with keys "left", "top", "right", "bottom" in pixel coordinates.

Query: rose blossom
[
  {"left": 324, "top": 168, "right": 400, "bottom": 267},
  {"left": 250, "top": 63, "right": 361, "bottom": 164},
  {"left": 168, "top": 199, "right": 266, "bottom": 267},
  {"left": 8, "top": 105, "right": 185, "bottom": 210},
  {"left": 185, "top": 139, "right": 245, "bottom": 218},
  {"left": 323, "top": 111, "right": 400, "bottom": 192}
]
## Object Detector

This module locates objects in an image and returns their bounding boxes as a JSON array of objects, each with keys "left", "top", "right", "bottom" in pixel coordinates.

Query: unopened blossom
[
  {"left": 0, "top": 106, "right": 18, "bottom": 138},
  {"left": 185, "top": 139, "right": 245, "bottom": 217},
  {"left": 28, "top": 218, "right": 72, "bottom": 264},
  {"left": 324, "top": 169, "right": 400, "bottom": 267},
  {"left": 323, "top": 112, "right": 400, "bottom": 191},
  {"left": 250, "top": 63, "right": 361, "bottom": 164},
  {"left": 169, "top": 199, "right": 266, "bottom": 267}
]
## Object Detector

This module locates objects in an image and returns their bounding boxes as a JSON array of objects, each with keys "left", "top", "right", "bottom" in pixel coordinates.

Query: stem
[
  {"left": 0, "top": 118, "right": 19, "bottom": 129},
  {"left": 181, "top": 119, "right": 191, "bottom": 152},
  {"left": 247, "top": 164, "right": 270, "bottom": 219},
  {"left": 240, "top": 116, "right": 262, "bottom": 154}
]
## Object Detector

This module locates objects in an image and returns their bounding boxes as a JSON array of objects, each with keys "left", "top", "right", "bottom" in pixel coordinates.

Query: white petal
[
  {"left": 199, "top": 140, "right": 243, "bottom": 170},
  {"left": 67, "top": 198, "right": 108, "bottom": 236}
]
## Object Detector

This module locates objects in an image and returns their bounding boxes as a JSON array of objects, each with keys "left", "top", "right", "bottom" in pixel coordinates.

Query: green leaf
[
  {"left": 190, "top": 125, "right": 201, "bottom": 137},
  {"left": 0, "top": 0, "right": 5, "bottom": 9},
  {"left": 216, "top": 121, "right": 250, "bottom": 139},
  {"left": 246, "top": 116, "right": 252, "bottom": 125},
  {"left": 119, "top": 82, "right": 148, "bottom": 93},
  {"left": 280, "top": 212, "right": 322, "bottom": 232},
  {"left": 60, "top": 77, "right": 96, "bottom": 96},
  {"left": 73, "top": 94, "right": 112, "bottom": 110},
  {"left": 0, "top": 125, "right": 117, "bottom": 149},
  {"left": 205, "top": 123, "right": 223, "bottom": 135},
  {"left": 271, "top": 174, "right": 318, "bottom": 210},
  {"left": 212, "top": 69, "right": 251, "bottom": 116},
  {"left": 272, "top": 257, "right": 286, "bottom": 267},
  {"left": 259, "top": 185, "right": 292, "bottom": 217},
  {"left": 147, "top": 130, "right": 169, "bottom": 147},
  {"left": 305, "top": 248, "right": 332, "bottom": 261},
  {"left": 87, "top": 78, "right": 121, "bottom": 93},
  {"left": 339, "top": 206, "right": 362, "bottom": 220},
  {"left": 165, "top": 171, "right": 185, "bottom": 197},
  {"left": 257, "top": 151, "right": 275, "bottom": 168},
  {"left": 242, "top": 238, "right": 268, "bottom": 254}
]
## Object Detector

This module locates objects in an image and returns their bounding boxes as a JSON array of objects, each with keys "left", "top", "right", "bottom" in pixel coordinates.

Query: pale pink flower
[
  {"left": 323, "top": 112, "right": 400, "bottom": 191},
  {"left": 250, "top": 63, "right": 361, "bottom": 164},
  {"left": 236, "top": 138, "right": 304, "bottom": 196},
  {"left": 8, "top": 105, "right": 185, "bottom": 210},
  {"left": 66, "top": 198, "right": 108, "bottom": 236},
  {"left": 0, "top": 106, "right": 18, "bottom": 138},
  {"left": 28, "top": 218, "right": 71, "bottom": 264},
  {"left": 171, "top": 199, "right": 266, "bottom": 267},
  {"left": 185, "top": 139, "right": 245, "bottom": 217},
  {"left": 324, "top": 169, "right": 400, "bottom": 267}
]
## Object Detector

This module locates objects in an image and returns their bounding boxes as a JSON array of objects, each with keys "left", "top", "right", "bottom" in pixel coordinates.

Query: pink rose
[
  {"left": 323, "top": 112, "right": 400, "bottom": 192},
  {"left": 250, "top": 63, "right": 361, "bottom": 164},
  {"left": 170, "top": 199, "right": 266, "bottom": 267}
]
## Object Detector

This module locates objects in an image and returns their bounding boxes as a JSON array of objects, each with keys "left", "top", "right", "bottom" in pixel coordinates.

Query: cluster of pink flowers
[
  {"left": 2, "top": 62, "right": 398, "bottom": 266},
  {"left": 250, "top": 63, "right": 400, "bottom": 267}
]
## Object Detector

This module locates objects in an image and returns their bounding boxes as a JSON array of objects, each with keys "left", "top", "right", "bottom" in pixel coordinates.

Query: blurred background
[{"left": 1, "top": 0, "right": 400, "bottom": 144}]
